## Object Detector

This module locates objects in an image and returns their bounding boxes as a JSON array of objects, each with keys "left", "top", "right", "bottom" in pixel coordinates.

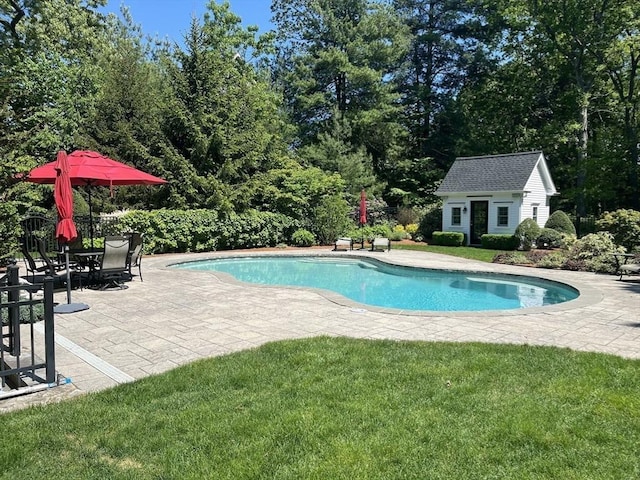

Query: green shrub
[
  {"left": 117, "top": 209, "right": 298, "bottom": 253},
  {"left": 390, "top": 225, "right": 409, "bottom": 241},
  {"left": 596, "top": 209, "right": 640, "bottom": 251},
  {"left": 389, "top": 231, "right": 405, "bottom": 241},
  {"left": 480, "top": 234, "right": 518, "bottom": 250},
  {"left": 417, "top": 204, "right": 442, "bottom": 241},
  {"left": 536, "top": 251, "right": 567, "bottom": 269},
  {"left": 0, "top": 202, "right": 22, "bottom": 266},
  {"left": 405, "top": 223, "right": 419, "bottom": 236},
  {"left": 566, "top": 231, "right": 623, "bottom": 273},
  {"left": 492, "top": 252, "right": 531, "bottom": 265},
  {"left": 536, "top": 228, "right": 564, "bottom": 249},
  {"left": 431, "top": 231, "right": 465, "bottom": 246},
  {"left": 312, "top": 194, "right": 352, "bottom": 245},
  {"left": 346, "top": 224, "right": 393, "bottom": 242},
  {"left": 291, "top": 229, "right": 315, "bottom": 247},
  {"left": 545, "top": 210, "right": 576, "bottom": 236},
  {"left": 515, "top": 218, "right": 541, "bottom": 251},
  {"left": 396, "top": 207, "right": 419, "bottom": 226}
]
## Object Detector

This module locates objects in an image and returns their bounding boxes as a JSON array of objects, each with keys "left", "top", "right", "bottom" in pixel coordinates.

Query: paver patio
[{"left": 2, "top": 248, "right": 639, "bottom": 412}]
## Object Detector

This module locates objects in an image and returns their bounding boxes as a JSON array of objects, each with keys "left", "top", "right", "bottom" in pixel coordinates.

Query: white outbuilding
[{"left": 435, "top": 151, "right": 557, "bottom": 245}]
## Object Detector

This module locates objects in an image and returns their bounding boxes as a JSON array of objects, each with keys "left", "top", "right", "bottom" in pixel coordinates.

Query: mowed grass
[
  {"left": 393, "top": 243, "right": 502, "bottom": 262},
  {"left": 2, "top": 337, "right": 639, "bottom": 479}
]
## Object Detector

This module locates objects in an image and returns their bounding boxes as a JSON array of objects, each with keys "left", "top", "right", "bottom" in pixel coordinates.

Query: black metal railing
[
  {"left": 1, "top": 265, "right": 56, "bottom": 394},
  {"left": 21, "top": 214, "right": 124, "bottom": 252}
]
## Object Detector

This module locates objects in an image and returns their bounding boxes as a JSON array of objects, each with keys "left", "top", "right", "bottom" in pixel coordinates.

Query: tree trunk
[
  {"left": 576, "top": 100, "right": 588, "bottom": 217},
  {"left": 626, "top": 107, "right": 640, "bottom": 209}
]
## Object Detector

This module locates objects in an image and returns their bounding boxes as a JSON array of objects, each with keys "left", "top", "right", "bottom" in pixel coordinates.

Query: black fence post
[
  {"left": 43, "top": 276, "right": 56, "bottom": 384},
  {"left": 7, "top": 264, "right": 20, "bottom": 356}
]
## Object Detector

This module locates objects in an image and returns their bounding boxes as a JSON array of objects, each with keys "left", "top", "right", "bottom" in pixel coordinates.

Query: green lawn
[
  {"left": 393, "top": 242, "right": 503, "bottom": 263},
  {"left": 1, "top": 337, "right": 639, "bottom": 479}
]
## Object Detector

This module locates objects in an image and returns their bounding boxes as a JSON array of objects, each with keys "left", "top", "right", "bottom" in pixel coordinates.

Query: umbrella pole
[
  {"left": 88, "top": 186, "right": 95, "bottom": 250},
  {"left": 53, "top": 245, "right": 90, "bottom": 314},
  {"left": 64, "top": 245, "right": 72, "bottom": 304}
]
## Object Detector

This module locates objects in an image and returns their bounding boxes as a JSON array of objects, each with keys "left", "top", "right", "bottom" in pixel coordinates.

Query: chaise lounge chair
[
  {"left": 370, "top": 237, "right": 390, "bottom": 252},
  {"left": 333, "top": 237, "right": 354, "bottom": 251},
  {"left": 619, "top": 262, "right": 640, "bottom": 280}
]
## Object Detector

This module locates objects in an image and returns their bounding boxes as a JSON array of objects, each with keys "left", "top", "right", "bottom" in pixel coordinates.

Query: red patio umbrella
[
  {"left": 53, "top": 150, "right": 88, "bottom": 313},
  {"left": 27, "top": 150, "right": 167, "bottom": 248},
  {"left": 53, "top": 151, "right": 78, "bottom": 245},
  {"left": 359, "top": 188, "right": 367, "bottom": 248},
  {"left": 359, "top": 188, "right": 367, "bottom": 226},
  {"left": 28, "top": 150, "right": 168, "bottom": 187}
]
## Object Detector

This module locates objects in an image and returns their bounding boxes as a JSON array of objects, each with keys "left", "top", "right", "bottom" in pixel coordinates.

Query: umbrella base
[{"left": 54, "top": 302, "right": 90, "bottom": 314}]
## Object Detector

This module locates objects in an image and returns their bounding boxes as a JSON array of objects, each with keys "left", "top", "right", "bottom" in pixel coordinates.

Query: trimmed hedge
[
  {"left": 536, "top": 228, "right": 563, "bottom": 249},
  {"left": 431, "top": 231, "right": 465, "bottom": 246},
  {"left": 515, "top": 218, "right": 541, "bottom": 251},
  {"left": 115, "top": 209, "right": 299, "bottom": 254},
  {"left": 480, "top": 234, "right": 519, "bottom": 250},
  {"left": 545, "top": 210, "right": 576, "bottom": 236}
]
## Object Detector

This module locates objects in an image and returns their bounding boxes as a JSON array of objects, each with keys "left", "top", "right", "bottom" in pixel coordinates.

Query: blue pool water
[{"left": 172, "top": 256, "right": 579, "bottom": 312}]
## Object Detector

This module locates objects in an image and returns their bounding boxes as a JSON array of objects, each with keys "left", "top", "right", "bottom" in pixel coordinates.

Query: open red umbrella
[
  {"left": 53, "top": 150, "right": 88, "bottom": 314},
  {"left": 28, "top": 150, "right": 168, "bottom": 187},
  {"left": 27, "top": 150, "right": 167, "bottom": 248}
]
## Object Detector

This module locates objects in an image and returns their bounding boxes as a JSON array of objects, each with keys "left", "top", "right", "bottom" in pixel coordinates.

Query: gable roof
[{"left": 436, "top": 151, "right": 555, "bottom": 195}]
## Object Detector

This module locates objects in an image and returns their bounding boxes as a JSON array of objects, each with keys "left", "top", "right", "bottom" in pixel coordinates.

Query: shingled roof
[{"left": 436, "top": 151, "right": 548, "bottom": 194}]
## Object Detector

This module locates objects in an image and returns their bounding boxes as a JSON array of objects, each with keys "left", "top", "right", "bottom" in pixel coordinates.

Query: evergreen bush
[
  {"left": 417, "top": 204, "right": 442, "bottom": 241},
  {"left": 545, "top": 210, "right": 576, "bottom": 235},
  {"left": 536, "top": 228, "right": 563, "bottom": 249},
  {"left": 291, "top": 229, "right": 315, "bottom": 247},
  {"left": 480, "top": 234, "right": 519, "bottom": 250},
  {"left": 312, "top": 194, "right": 351, "bottom": 245},
  {"left": 515, "top": 218, "right": 541, "bottom": 250},
  {"left": 431, "top": 231, "right": 464, "bottom": 246}
]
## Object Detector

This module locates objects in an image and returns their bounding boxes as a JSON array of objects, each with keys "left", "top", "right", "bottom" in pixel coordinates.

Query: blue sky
[{"left": 99, "top": 0, "right": 274, "bottom": 44}]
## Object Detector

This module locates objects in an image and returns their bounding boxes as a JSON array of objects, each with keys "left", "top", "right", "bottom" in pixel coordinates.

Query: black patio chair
[
  {"left": 20, "top": 238, "right": 48, "bottom": 283},
  {"left": 125, "top": 232, "right": 144, "bottom": 282}
]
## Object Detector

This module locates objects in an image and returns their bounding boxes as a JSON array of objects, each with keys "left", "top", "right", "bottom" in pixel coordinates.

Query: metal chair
[
  {"left": 125, "top": 232, "right": 144, "bottom": 282},
  {"left": 20, "top": 238, "right": 48, "bottom": 283},
  {"left": 96, "top": 236, "right": 131, "bottom": 290}
]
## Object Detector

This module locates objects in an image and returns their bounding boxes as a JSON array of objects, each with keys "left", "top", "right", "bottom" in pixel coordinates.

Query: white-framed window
[
  {"left": 532, "top": 205, "right": 539, "bottom": 223},
  {"left": 497, "top": 206, "right": 509, "bottom": 227},
  {"left": 451, "top": 207, "right": 462, "bottom": 226}
]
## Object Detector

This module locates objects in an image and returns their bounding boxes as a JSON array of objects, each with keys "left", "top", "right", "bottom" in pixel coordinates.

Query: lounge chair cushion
[
  {"left": 334, "top": 238, "right": 353, "bottom": 251},
  {"left": 371, "top": 237, "right": 390, "bottom": 251}
]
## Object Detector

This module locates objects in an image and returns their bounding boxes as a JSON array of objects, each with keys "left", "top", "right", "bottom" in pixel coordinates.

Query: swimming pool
[{"left": 172, "top": 255, "right": 579, "bottom": 312}]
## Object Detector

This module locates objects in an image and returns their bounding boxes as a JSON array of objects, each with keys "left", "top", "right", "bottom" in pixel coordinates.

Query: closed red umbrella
[
  {"left": 359, "top": 188, "right": 367, "bottom": 226},
  {"left": 53, "top": 151, "right": 78, "bottom": 245},
  {"left": 52, "top": 150, "right": 88, "bottom": 314}
]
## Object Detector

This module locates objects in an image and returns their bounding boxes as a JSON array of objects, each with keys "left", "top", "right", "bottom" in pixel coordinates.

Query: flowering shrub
[
  {"left": 596, "top": 209, "right": 640, "bottom": 251},
  {"left": 565, "top": 232, "right": 623, "bottom": 273}
]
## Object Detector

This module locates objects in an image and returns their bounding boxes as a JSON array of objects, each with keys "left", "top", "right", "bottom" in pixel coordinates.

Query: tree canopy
[{"left": 1, "top": 0, "right": 639, "bottom": 256}]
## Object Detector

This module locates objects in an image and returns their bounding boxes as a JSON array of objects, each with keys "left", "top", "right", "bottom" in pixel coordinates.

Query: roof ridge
[{"left": 456, "top": 151, "right": 542, "bottom": 161}]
